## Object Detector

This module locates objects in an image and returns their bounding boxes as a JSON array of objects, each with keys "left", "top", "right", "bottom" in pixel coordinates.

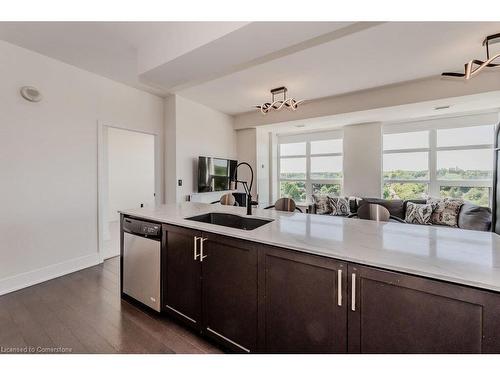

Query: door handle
[
  {"left": 351, "top": 273, "right": 356, "bottom": 311},
  {"left": 337, "top": 269, "right": 342, "bottom": 306},
  {"left": 193, "top": 236, "right": 200, "bottom": 260},
  {"left": 200, "top": 237, "right": 208, "bottom": 262}
]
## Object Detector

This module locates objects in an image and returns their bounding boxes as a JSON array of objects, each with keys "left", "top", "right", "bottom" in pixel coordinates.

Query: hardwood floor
[{"left": 0, "top": 257, "right": 223, "bottom": 354}]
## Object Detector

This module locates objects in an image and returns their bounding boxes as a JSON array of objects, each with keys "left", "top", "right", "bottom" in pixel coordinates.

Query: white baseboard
[
  {"left": 102, "top": 249, "right": 120, "bottom": 260},
  {"left": 0, "top": 253, "right": 103, "bottom": 296}
]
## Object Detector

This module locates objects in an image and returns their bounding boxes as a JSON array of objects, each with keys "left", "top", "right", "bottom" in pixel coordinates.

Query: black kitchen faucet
[{"left": 231, "top": 162, "right": 255, "bottom": 215}]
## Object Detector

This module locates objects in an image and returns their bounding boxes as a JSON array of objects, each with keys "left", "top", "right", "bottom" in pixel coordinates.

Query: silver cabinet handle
[
  {"left": 351, "top": 273, "right": 356, "bottom": 311},
  {"left": 200, "top": 237, "right": 208, "bottom": 262},
  {"left": 193, "top": 236, "right": 200, "bottom": 260},
  {"left": 337, "top": 269, "right": 342, "bottom": 306}
]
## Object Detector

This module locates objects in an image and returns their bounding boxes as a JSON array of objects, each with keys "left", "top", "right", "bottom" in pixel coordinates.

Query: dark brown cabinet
[
  {"left": 163, "top": 225, "right": 259, "bottom": 352},
  {"left": 163, "top": 225, "right": 202, "bottom": 329},
  {"left": 347, "top": 264, "right": 500, "bottom": 353},
  {"left": 157, "top": 222, "right": 500, "bottom": 354},
  {"left": 202, "top": 234, "right": 258, "bottom": 353},
  {"left": 260, "top": 246, "right": 347, "bottom": 353}
]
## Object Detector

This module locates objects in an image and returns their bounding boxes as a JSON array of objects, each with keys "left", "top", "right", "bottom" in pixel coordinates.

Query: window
[
  {"left": 383, "top": 122, "right": 494, "bottom": 206},
  {"left": 383, "top": 130, "right": 430, "bottom": 201},
  {"left": 278, "top": 133, "right": 343, "bottom": 203}
]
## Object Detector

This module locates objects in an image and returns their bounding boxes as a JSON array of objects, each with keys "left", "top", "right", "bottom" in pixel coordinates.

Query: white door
[{"left": 104, "top": 127, "right": 155, "bottom": 259}]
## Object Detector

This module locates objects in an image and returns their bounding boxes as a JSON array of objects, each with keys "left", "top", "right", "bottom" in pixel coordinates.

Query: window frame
[
  {"left": 383, "top": 114, "right": 495, "bottom": 205},
  {"left": 277, "top": 130, "right": 343, "bottom": 203}
]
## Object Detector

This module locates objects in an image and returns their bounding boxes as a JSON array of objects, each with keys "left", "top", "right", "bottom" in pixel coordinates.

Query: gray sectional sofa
[{"left": 308, "top": 197, "right": 492, "bottom": 232}]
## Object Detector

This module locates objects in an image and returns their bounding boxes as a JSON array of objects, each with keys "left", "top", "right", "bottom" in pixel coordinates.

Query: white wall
[
  {"left": 164, "top": 94, "right": 177, "bottom": 204},
  {"left": 343, "top": 123, "right": 383, "bottom": 197},
  {"left": 164, "top": 94, "right": 237, "bottom": 203},
  {"left": 0, "top": 41, "right": 164, "bottom": 295},
  {"left": 256, "top": 128, "right": 271, "bottom": 205},
  {"left": 233, "top": 127, "right": 273, "bottom": 205},
  {"left": 107, "top": 127, "right": 155, "bottom": 222},
  {"left": 236, "top": 128, "right": 257, "bottom": 197}
]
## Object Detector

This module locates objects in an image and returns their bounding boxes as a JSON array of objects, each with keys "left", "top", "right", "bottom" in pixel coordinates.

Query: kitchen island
[{"left": 120, "top": 202, "right": 500, "bottom": 353}]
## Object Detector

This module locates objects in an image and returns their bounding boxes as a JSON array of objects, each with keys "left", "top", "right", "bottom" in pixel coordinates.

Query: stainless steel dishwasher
[{"left": 122, "top": 217, "right": 161, "bottom": 312}]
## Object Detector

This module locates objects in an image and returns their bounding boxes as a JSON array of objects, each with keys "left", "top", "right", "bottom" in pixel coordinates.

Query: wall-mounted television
[{"left": 197, "top": 156, "right": 238, "bottom": 193}]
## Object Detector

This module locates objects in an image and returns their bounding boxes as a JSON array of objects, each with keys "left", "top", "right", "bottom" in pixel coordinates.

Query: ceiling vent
[{"left": 434, "top": 105, "right": 451, "bottom": 110}]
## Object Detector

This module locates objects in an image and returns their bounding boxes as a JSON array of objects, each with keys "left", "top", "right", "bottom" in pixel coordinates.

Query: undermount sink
[{"left": 185, "top": 212, "right": 273, "bottom": 231}]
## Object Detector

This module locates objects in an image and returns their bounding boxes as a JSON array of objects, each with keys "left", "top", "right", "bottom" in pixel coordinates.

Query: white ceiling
[
  {"left": 1, "top": 21, "right": 500, "bottom": 114},
  {"left": 139, "top": 22, "right": 354, "bottom": 91},
  {"left": 0, "top": 21, "right": 247, "bottom": 95},
  {"left": 177, "top": 22, "right": 500, "bottom": 114},
  {"left": 262, "top": 91, "right": 500, "bottom": 135}
]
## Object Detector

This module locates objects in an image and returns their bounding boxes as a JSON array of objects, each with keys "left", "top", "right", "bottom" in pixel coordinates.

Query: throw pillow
[
  {"left": 458, "top": 203, "right": 492, "bottom": 231},
  {"left": 328, "top": 197, "right": 350, "bottom": 216},
  {"left": 312, "top": 194, "right": 332, "bottom": 215},
  {"left": 404, "top": 202, "right": 433, "bottom": 225},
  {"left": 427, "top": 198, "right": 464, "bottom": 227}
]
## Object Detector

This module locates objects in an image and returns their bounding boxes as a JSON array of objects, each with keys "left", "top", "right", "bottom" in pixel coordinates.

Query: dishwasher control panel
[
  {"left": 141, "top": 223, "right": 161, "bottom": 236},
  {"left": 123, "top": 217, "right": 161, "bottom": 240}
]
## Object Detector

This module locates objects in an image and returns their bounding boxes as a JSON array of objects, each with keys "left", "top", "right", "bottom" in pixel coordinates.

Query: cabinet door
[
  {"left": 261, "top": 246, "right": 347, "bottom": 353},
  {"left": 163, "top": 225, "right": 202, "bottom": 329},
  {"left": 348, "top": 264, "right": 500, "bottom": 353},
  {"left": 201, "top": 233, "right": 258, "bottom": 353}
]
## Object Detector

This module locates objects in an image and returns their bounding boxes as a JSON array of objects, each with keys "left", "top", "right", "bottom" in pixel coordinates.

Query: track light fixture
[
  {"left": 442, "top": 33, "right": 500, "bottom": 80},
  {"left": 255, "top": 87, "right": 304, "bottom": 115}
]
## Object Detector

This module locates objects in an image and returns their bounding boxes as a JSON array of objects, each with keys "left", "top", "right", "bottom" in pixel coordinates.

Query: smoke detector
[{"left": 20, "top": 86, "right": 42, "bottom": 102}]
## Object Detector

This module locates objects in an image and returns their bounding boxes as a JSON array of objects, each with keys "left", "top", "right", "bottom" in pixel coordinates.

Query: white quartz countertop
[{"left": 120, "top": 202, "right": 500, "bottom": 293}]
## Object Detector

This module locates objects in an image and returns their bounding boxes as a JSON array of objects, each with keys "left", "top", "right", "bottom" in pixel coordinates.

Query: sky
[
  {"left": 280, "top": 139, "right": 343, "bottom": 174},
  {"left": 280, "top": 125, "right": 494, "bottom": 174},
  {"left": 384, "top": 125, "right": 494, "bottom": 171},
  {"left": 383, "top": 125, "right": 494, "bottom": 150},
  {"left": 383, "top": 149, "right": 493, "bottom": 171},
  {"left": 280, "top": 156, "right": 343, "bottom": 173}
]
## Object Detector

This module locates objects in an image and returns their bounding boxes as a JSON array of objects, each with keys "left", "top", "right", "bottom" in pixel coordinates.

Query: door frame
[{"left": 97, "top": 120, "right": 161, "bottom": 260}]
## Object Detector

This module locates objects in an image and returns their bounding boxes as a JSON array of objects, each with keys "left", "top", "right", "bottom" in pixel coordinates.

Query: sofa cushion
[
  {"left": 359, "top": 198, "right": 405, "bottom": 219},
  {"left": 312, "top": 194, "right": 332, "bottom": 214},
  {"left": 404, "top": 202, "right": 433, "bottom": 225},
  {"left": 458, "top": 203, "right": 492, "bottom": 231},
  {"left": 427, "top": 198, "right": 464, "bottom": 227},
  {"left": 403, "top": 199, "right": 426, "bottom": 215},
  {"left": 328, "top": 197, "right": 350, "bottom": 216}
]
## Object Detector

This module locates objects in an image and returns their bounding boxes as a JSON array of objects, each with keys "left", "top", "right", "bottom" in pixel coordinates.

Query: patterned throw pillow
[
  {"left": 427, "top": 198, "right": 464, "bottom": 227},
  {"left": 312, "top": 194, "right": 332, "bottom": 215},
  {"left": 328, "top": 197, "right": 349, "bottom": 216},
  {"left": 405, "top": 202, "right": 433, "bottom": 225}
]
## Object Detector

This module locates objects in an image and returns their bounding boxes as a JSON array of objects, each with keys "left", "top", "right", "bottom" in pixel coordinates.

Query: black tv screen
[{"left": 198, "top": 156, "right": 237, "bottom": 193}]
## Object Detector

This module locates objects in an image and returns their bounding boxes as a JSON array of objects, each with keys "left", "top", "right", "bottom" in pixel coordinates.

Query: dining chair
[{"left": 264, "top": 197, "right": 303, "bottom": 213}]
